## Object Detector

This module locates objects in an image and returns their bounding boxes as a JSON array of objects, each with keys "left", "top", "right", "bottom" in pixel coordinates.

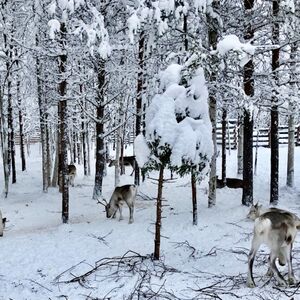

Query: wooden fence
[
  {"left": 217, "top": 120, "right": 300, "bottom": 149},
  {"left": 15, "top": 123, "right": 300, "bottom": 148}
]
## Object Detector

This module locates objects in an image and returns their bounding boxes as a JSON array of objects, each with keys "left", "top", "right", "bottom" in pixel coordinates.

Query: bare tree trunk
[
  {"left": 87, "top": 126, "right": 91, "bottom": 176},
  {"left": 72, "top": 129, "right": 76, "bottom": 163},
  {"left": 237, "top": 117, "right": 243, "bottom": 175},
  {"left": 58, "top": 22, "right": 69, "bottom": 223},
  {"left": 207, "top": 1, "right": 219, "bottom": 207},
  {"left": 51, "top": 139, "right": 59, "bottom": 188},
  {"left": 76, "top": 131, "right": 81, "bottom": 164},
  {"left": 6, "top": 41, "right": 16, "bottom": 184},
  {"left": 82, "top": 112, "right": 88, "bottom": 176},
  {"left": 254, "top": 129, "right": 259, "bottom": 176},
  {"left": 242, "top": 0, "right": 254, "bottom": 206},
  {"left": 286, "top": 42, "right": 297, "bottom": 187},
  {"left": 93, "top": 58, "right": 106, "bottom": 199},
  {"left": 154, "top": 165, "right": 164, "bottom": 260},
  {"left": 270, "top": 0, "right": 280, "bottom": 205},
  {"left": 0, "top": 89, "right": 9, "bottom": 197},
  {"left": 16, "top": 59, "right": 26, "bottom": 171},
  {"left": 221, "top": 108, "right": 227, "bottom": 185},
  {"left": 46, "top": 120, "right": 52, "bottom": 185},
  {"left": 134, "top": 31, "right": 145, "bottom": 186},
  {"left": 36, "top": 34, "right": 49, "bottom": 192},
  {"left": 191, "top": 170, "right": 197, "bottom": 225},
  {"left": 114, "top": 122, "right": 121, "bottom": 187}
]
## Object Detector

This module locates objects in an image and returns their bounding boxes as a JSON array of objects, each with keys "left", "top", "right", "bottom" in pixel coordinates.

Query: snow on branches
[{"left": 135, "top": 63, "right": 213, "bottom": 178}]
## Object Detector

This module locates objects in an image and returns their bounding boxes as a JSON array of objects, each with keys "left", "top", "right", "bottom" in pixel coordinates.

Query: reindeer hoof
[
  {"left": 246, "top": 279, "right": 255, "bottom": 288},
  {"left": 129, "top": 219, "right": 134, "bottom": 224},
  {"left": 119, "top": 217, "right": 124, "bottom": 221},
  {"left": 288, "top": 277, "right": 297, "bottom": 286},
  {"left": 276, "top": 279, "right": 287, "bottom": 287}
]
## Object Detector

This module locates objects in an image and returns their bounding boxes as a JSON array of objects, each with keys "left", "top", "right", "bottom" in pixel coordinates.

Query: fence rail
[
  {"left": 216, "top": 120, "right": 300, "bottom": 149},
  {"left": 14, "top": 123, "right": 300, "bottom": 148}
]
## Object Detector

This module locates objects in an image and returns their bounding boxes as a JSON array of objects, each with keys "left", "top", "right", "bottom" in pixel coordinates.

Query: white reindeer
[
  {"left": 68, "top": 164, "right": 76, "bottom": 187},
  {"left": 247, "top": 203, "right": 289, "bottom": 220},
  {"left": 0, "top": 210, "right": 7, "bottom": 237},
  {"left": 100, "top": 184, "right": 137, "bottom": 224},
  {"left": 247, "top": 208, "right": 300, "bottom": 287}
]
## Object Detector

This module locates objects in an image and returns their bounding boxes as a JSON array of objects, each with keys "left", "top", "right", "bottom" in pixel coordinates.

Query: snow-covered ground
[{"left": 0, "top": 144, "right": 300, "bottom": 299}]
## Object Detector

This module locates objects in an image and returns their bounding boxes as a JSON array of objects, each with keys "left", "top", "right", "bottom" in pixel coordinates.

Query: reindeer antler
[{"left": 97, "top": 198, "right": 108, "bottom": 206}]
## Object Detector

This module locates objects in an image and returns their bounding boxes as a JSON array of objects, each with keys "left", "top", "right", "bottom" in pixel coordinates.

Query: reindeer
[
  {"left": 0, "top": 210, "right": 7, "bottom": 237},
  {"left": 108, "top": 156, "right": 136, "bottom": 176},
  {"left": 247, "top": 208, "right": 300, "bottom": 287},
  {"left": 247, "top": 203, "right": 290, "bottom": 220},
  {"left": 68, "top": 164, "right": 76, "bottom": 187},
  {"left": 100, "top": 184, "right": 137, "bottom": 224}
]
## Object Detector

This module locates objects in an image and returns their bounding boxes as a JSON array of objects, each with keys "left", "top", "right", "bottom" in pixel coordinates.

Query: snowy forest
[{"left": 0, "top": 0, "right": 300, "bottom": 299}]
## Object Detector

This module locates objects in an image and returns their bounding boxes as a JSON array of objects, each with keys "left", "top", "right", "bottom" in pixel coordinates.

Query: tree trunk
[
  {"left": 242, "top": 108, "right": 253, "bottom": 206},
  {"left": 286, "top": 43, "right": 297, "bottom": 187},
  {"left": 237, "top": 117, "right": 243, "bottom": 175},
  {"left": 0, "top": 89, "right": 9, "bottom": 197},
  {"left": 191, "top": 170, "right": 197, "bottom": 225},
  {"left": 93, "top": 58, "right": 106, "bottom": 199},
  {"left": 82, "top": 112, "right": 88, "bottom": 176},
  {"left": 114, "top": 122, "right": 121, "bottom": 187},
  {"left": 207, "top": 1, "right": 219, "bottom": 208},
  {"left": 16, "top": 59, "right": 26, "bottom": 171},
  {"left": 6, "top": 39, "right": 16, "bottom": 184},
  {"left": 270, "top": 0, "right": 280, "bottom": 205},
  {"left": 76, "top": 132, "right": 81, "bottom": 164},
  {"left": 134, "top": 31, "right": 145, "bottom": 186},
  {"left": 242, "top": 0, "right": 255, "bottom": 206},
  {"left": 154, "top": 165, "right": 164, "bottom": 260},
  {"left": 58, "top": 22, "right": 69, "bottom": 223},
  {"left": 221, "top": 108, "right": 227, "bottom": 185}
]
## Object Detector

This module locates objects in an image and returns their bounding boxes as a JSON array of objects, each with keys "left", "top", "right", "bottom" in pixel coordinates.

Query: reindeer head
[
  {"left": 247, "top": 203, "right": 263, "bottom": 220},
  {"left": 105, "top": 200, "right": 118, "bottom": 218},
  {"left": 97, "top": 198, "right": 116, "bottom": 218}
]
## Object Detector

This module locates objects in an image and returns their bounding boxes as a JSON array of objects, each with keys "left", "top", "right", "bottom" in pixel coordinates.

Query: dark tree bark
[
  {"left": 72, "top": 129, "right": 77, "bottom": 163},
  {"left": 154, "top": 165, "right": 164, "bottom": 260},
  {"left": 4, "top": 31, "right": 16, "bottom": 184},
  {"left": 191, "top": 170, "right": 197, "bottom": 225},
  {"left": 58, "top": 22, "right": 69, "bottom": 223},
  {"left": 221, "top": 108, "right": 227, "bottom": 185},
  {"left": 270, "top": 0, "right": 280, "bottom": 204},
  {"left": 0, "top": 89, "right": 9, "bottom": 197},
  {"left": 242, "top": 0, "right": 254, "bottom": 206},
  {"left": 17, "top": 65, "right": 26, "bottom": 172},
  {"left": 134, "top": 31, "right": 145, "bottom": 186},
  {"left": 81, "top": 98, "right": 89, "bottom": 176},
  {"left": 93, "top": 58, "right": 106, "bottom": 199},
  {"left": 36, "top": 29, "right": 49, "bottom": 192}
]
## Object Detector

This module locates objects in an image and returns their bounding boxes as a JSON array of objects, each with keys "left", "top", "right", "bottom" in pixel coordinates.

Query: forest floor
[{"left": 0, "top": 144, "right": 300, "bottom": 300}]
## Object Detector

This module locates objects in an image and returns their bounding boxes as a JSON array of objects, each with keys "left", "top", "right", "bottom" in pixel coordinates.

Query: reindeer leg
[
  {"left": 128, "top": 205, "right": 134, "bottom": 224},
  {"left": 270, "top": 252, "right": 286, "bottom": 286},
  {"left": 287, "top": 244, "right": 296, "bottom": 285},
  {"left": 119, "top": 205, "right": 124, "bottom": 221},
  {"left": 265, "top": 255, "right": 273, "bottom": 277},
  {"left": 247, "top": 236, "right": 261, "bottom": 288}
]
